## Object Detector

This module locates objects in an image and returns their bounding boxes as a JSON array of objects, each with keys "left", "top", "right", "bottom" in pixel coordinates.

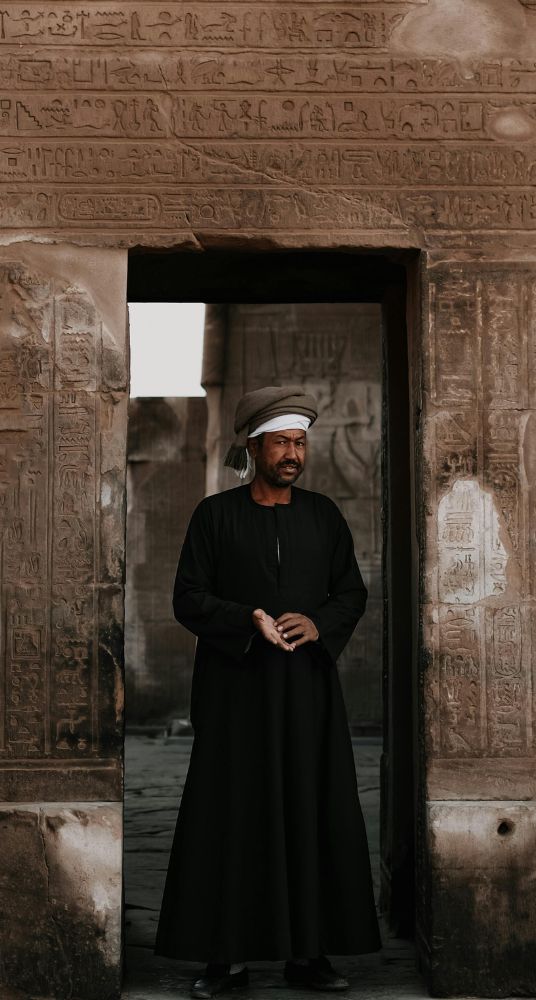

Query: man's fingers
[
  {"left": 282, "top": 625, "right": 305, "bottom": 639},
  {"left": 275, "top": 616, "right": 303, "bottom": 630},
  {"left": 276, "top": 639, "right": 294, "bottom": 651},
  {"left": 274, "top": 612, "right": 298, "bottom": 626},
  {"left": 291, "top": 635, "right": 309, "bottom": 649},
  {"left": 277, "top": 633, "right": 295, "bottom": 650},
  {"left": 264, "top": 627, "right": 293, "bottom": 651}
]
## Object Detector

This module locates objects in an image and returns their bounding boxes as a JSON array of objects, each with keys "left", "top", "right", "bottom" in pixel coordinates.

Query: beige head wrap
[{"left": 224, "top": 385, "right": 318, "bottom": 477}]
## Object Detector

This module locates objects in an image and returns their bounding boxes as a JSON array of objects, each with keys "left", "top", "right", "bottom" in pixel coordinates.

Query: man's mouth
[{"left": 279, "top": 463, "right": 299, "bottom": 472}]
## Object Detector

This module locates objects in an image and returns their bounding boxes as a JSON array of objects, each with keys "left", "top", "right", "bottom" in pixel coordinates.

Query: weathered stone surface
[
  {"left": 203, "top": 302, "right": 383, "bottom": 731},
  {"left": 421, "top": 257, "right": 535, "bottom": 765},
  {"left": 0, "top": 803, "right": 122, "bottom": 1000},
  {"left": 125, "top": 396, "right": 207, "bottom": 723},
  {"left": 425, "top": 801, "right": 536, "bottom": 997},
  {"left": 418, "top": 255, "right": 536, "bottom": 995},
  {"left": 427, "top": 758, "right": 536, "bottom": 801},
  {"left": 0, "top": 2, "right": 534, "bottom": 247},
  {"left": 0, "top": 243, "right": 128, "bottom": 800}
]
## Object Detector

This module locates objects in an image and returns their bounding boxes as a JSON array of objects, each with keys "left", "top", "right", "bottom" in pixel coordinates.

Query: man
[{"left": 154, "top": 385, "right": 381, "bottom": 997}]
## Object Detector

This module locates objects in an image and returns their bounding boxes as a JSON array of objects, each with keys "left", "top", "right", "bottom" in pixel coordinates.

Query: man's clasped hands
[{"left": 252, "top": 608, "right": 319, "bottom": 651}]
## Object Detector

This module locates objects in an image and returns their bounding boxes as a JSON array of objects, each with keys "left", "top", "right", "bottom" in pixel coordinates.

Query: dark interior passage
[{"left": 124, "top": 250, "right": 416, "bottom": 987}]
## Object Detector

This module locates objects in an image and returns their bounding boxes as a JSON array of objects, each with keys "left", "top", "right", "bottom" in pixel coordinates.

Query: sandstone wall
[
  {"left": 0, "top": 243, "right": 128, "bottom": 997},
  {"left": 419, "top": 254, "right": 536, "bottom": 994}
]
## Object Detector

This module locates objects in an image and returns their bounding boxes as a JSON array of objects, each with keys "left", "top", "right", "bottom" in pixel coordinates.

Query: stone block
[
  {"left": 424, "top": 801, "right": 536, "bottom": 996},
  {"left": 0, "top": 804, "right": 122, "bottom": 1000}
]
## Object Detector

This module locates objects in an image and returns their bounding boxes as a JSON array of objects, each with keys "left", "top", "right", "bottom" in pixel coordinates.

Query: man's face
[{"left": 248, "top": 428, "right": 307, "bottom": 487}]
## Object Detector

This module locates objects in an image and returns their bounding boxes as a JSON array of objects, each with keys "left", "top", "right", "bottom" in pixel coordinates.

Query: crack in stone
[
  {"left": 160, "top": 107, "right": 409, "bottom": 236},
  {"left": 191, "top": 138, "right": 407, "bottom": 229}
]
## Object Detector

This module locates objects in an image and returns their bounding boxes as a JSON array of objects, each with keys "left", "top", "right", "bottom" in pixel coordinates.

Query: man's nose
[{"left": 283, "top": 443, "right": 298, "bottom": 459}]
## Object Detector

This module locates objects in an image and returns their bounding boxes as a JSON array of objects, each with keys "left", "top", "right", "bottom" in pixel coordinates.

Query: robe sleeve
[
  {"left": 309, "top": 509, "right": 368, "bottom": 663},
  {"left": 172, "top": 499, "right": 257, "bottom": 661}
]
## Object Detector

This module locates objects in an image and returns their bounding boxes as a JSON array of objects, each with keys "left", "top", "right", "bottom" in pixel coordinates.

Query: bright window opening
[{"left": 128, "top": 302, "right": 206, "bottom": 397}]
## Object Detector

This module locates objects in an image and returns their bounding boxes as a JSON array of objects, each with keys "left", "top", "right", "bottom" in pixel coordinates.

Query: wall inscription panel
[
  {"left": 0, "top": 243, "right": 128, "bottom": 800},
  {"left": 0, "top": 1, "right": 536, "bottom": 243},
  {"left": 420, "top": 253, "right": 536, "bottom": 994},
  {"left": 423, "top": 259, "right": 535, "bottom": 769}
]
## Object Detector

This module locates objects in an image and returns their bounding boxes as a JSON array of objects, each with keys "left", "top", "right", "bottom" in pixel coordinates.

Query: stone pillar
[
  {"left": 419, "top": 254, "right": 536, "bottom": 996},
  {"left": 0, "top": 244, "right": 128, "bottom": 999},
  {"left": 125, "top": 396, "right": 207, "bottom": 725},
  {"left": 202, "top": 303, "right": 383, "bottom": 732}
]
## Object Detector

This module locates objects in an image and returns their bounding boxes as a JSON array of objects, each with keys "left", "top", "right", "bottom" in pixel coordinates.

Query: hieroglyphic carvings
[
  {"left": 4, "top": 54, "right": 536, "bottom": 95},
  {"left": 6, "top": 186, "right": 536, "bottom": 233},
  {"left": 0, "top": 6, "right": 411, "bottom": 49},
  {"left": 0, "top": 92, "right": 531, "bottom": 142},
  {"left": 439, "top": 606, "right": 483, "bottom": 756},
  {"left": 438, "top": 481, "right": 508, "bottom": 607},
  {"left": 426, "top": 261, "right": 534, "bottom": 760},
  {"left": 4, "top": 142, "right": 536, "bottom": 187},
  {"left": 0, "top": 253, "right": 127, "bottom": 770},
  {"left": 486, "top": 605, "right": 527, "bottom": 753},
  {"left": 0, "top": 4, "right": 534, "bottom": 238},
  {"left": 171, "top": 95, "right": 529, "bottom": 139}
]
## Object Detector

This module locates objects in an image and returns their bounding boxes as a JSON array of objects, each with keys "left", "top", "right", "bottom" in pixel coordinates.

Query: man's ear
[{"left": 247, "top": 438, "right": 257, "bottom": 460}]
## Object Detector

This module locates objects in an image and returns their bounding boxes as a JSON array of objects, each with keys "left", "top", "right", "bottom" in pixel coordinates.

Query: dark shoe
[
  {"left": 190, "top": 963, "right": 249, "bottom": 998},
  {"left": 284, "top": 956, "right": 349, "bottom": 992}
]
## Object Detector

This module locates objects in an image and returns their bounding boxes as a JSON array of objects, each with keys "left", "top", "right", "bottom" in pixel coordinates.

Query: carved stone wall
[
  {"left": 419, "top": 255, "right": 536, "bottom": 995},
  {"left": 204, "top": 302, "right": 383, "bottom": 731},
  {"left": 0, "top": 1, "right": 534, "bottom": 249},
  {"left": 125, "top": 396, "right": 207, "bottom": 724},
  {"left": 0, "top": 242, "right": 128, "bottom": 998}
]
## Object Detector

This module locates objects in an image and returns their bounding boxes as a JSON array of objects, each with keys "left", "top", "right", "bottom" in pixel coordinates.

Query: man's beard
[{"left": 264, "top": 460, "right": 303, "bottom": 488}]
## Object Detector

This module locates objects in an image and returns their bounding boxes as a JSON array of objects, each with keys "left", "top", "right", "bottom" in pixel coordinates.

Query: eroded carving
[
  {"left": 0, "top": 257, "right": 125, "bottom": 763},
  {"left": 426, "top": 262, "right": 534, "bottom": 765}
]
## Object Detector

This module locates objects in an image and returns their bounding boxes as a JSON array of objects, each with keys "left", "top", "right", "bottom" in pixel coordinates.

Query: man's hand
[
  {"left": 273, "top": 613, "right": 319, "bottom": 649},
  {"left": 252, "top": 608, "right": 295, "bottom": 651}
]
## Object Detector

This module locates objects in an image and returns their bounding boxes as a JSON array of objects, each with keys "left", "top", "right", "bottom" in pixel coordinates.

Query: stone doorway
[{"left": 124, "top": 249, "right": 417, "bottom": 981}]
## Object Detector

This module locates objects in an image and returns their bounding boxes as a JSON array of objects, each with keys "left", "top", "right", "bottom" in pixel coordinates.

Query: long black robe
[{"left": 153, "top": 483, "right": 381, "bottom": 963}]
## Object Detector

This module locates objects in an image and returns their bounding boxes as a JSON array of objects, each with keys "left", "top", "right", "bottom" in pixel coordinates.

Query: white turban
[{"left": 248, "top": 413, "right": 311, "bottom": 438}]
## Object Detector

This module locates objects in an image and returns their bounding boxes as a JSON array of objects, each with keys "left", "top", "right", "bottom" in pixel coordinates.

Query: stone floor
[{"left": 122, "top": 733, "right": 427, "bottom": 1000}]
